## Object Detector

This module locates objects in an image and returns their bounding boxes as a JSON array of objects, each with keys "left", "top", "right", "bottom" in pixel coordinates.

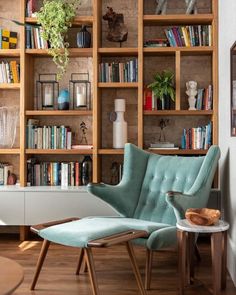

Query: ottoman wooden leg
[
  {"left": 30, "top": 239, "right": 50, "bottom": 290},
  {"left": 76, "top": 248, "right": 85, "bottom": 275},
  {"left": 211, "top": 232, "right": 222, "bottom": 295},
  {"left": 145, "top": 248, "right": 153, "bottom": 290},
  {"left": 84, "top": 248, "right": 100, "bottom": 295}
]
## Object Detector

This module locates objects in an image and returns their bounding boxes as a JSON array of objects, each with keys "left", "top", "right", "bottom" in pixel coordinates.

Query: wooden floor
[{"left": 0, "top": 235, "right": 236, "bottom": 295}]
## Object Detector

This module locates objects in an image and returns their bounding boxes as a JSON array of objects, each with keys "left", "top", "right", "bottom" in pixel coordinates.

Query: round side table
[
  {"left": 0, "top": 256, "right": 24, "bottom": 295},
  {"left": 176, "top": 219, "right": 229, "bottom": 295}
]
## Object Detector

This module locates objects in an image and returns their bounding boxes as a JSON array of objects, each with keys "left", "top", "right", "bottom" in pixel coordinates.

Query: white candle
[
  {"left": 76, "top": 86, "right": 86, "bottom": 107},
  {"left": 44, "top": 85, "right": 53, "bottom": 106}
]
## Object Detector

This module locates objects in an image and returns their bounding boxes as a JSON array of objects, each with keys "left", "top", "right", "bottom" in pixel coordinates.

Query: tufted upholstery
[{"left": 87, "top": 143, "right": 220, "bottom": 249}]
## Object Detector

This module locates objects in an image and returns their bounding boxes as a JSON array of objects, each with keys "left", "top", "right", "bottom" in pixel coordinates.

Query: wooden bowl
[{"left": 185, "top": 208, "right": 221, "bottom": 226}]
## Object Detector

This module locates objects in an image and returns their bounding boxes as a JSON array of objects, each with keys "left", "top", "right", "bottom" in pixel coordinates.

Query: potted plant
[
  {"left": 148, "top": 70, "right": 175, "bottom": 110},
  {"left": 36, "top": 0, "right": 81, "bottom": 80}
]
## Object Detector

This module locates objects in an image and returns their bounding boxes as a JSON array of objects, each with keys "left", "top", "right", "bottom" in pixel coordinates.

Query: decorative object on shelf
[
  {"left": 148, "top": 70, "right": 175, "bottom": 110},
  {"left": 110, "top": 161, "right": 119, "bottom": 185},
  {"left": 81, "top": 155, "right": 92, "bottom": 185},
  {"left": 103, "top": 7, "right": 128, "bottom": 47},
  {"left": 79, "top": 121, "right": 88, "bottom": 145},
  {"left": 185, "top": 0, "right": 198, "bottom": 14},
  {"left": 77, "top": 25, "right": 91, "bottom": 48},
  {"left": 0, "top": 106, "right": 19, "bottom": 148},
  {"left": 185, "top": 208, "right": 221, "bottom": 226},
  {"left": 36, "top": 0, "right": 81, "bottom": 80},
  {"left": 186, "top": 80, "right": 197, "bottom": 110},
  {"left": 232, "top": 80, "right": 236, "bottom": 110},
  {"left": 58, "top": 89, "right": 70, "bottom": 110},
  {"left": 112, "top": 99, "right": 128, "bottom": 149},
  {"left": 158, "top": 118, "right": 169, "bottom": 142},
  {"left": 69, "top": 73, "right": 91, "bottom": 109},
  {"left": 36, "top": 74, "right": 59, "bottom": 110},
  {"left": 155, "top": 0, "right": 167, "bottom": 15},
  {"left": 7, "top": 173, "right": 17, "bottom": 185}
]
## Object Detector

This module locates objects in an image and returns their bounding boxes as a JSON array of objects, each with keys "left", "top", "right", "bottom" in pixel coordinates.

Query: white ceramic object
[
  {"left": 186, "top": 80, "right": 197, "bottom": 110},
  {"left": 113, "top": 99, "right": 127, "bottom": 149}
]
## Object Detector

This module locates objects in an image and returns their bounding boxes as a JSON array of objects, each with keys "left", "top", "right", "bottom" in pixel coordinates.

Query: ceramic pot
[
  {"left": 81, "top": 155, "right": 92, "bottom": 185},
  {"left": 58, "top": 89, "right": 70, "bottom": 110},
  {"left": 77, "top": 26, "right": 91, "bottom": 48}
]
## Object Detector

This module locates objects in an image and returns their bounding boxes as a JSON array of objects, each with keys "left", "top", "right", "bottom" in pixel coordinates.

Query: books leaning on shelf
[
  {"left": 27, "top": 159, "right": 83, "bottom": 187},
  {"left": 27, "top": 119, "right": 72, "bottom": 149},
  {"left": 181, "top": 122, "right": 212, "bottom": 150},
  {"left": 0, "top": 61, "right": 20, "bottom": 84},
  {"left": 164, "top": 25, "right": 212, "bottom": 47},
  {"left": 25, "top": 25, "right": 48, "bottom": 49},
  {"left": 99, "top": 58, "right": 138, "bottom": 83},
  {"left": 144, "top": 38, "right": 169, "bottom": 48},
  {"left": 0, "top": 163, "right": 13, "bottom": 185},
  {"left": 196, "top": 85, "right": 213, "bottom": 110}
]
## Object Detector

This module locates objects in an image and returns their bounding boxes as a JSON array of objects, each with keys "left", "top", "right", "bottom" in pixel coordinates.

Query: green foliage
[
  {"left": 36, "top": 0, "right": 81, "bottom": 80},
  {"left": 148, "top": 70, "right": 175, "bottom": 102}
]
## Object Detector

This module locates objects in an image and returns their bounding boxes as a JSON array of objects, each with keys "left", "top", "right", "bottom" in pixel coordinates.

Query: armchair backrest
[{"left": 121, "top": 144, "right": 220, "bottom": 225}]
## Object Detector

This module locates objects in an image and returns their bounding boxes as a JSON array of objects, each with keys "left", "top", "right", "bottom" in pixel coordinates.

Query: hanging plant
[{"left": 36, "top": 0, "right": 81, "bottom": 80}]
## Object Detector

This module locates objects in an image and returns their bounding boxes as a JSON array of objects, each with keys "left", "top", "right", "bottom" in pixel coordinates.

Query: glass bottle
[{"left": 81, "top": 155, "right": 92, "bottom": 185}]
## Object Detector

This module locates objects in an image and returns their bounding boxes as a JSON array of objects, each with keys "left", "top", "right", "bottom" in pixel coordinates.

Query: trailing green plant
[
  {"left": 148, "top": 70, "right": 175, "bottom": 103},
  {"left": 36, "top": 0, "right": 81, "bottom": 80}
]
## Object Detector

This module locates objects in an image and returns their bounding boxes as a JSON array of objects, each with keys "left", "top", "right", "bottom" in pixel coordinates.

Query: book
[
  {"left": 149, "top": 147, "right": 180, "bottom": 150},
  {"left": 71, "top": 145, "right": 93, "bottom": 149},
  {"left": 150, "top": 142, "right": 175, "bottom": 148}
]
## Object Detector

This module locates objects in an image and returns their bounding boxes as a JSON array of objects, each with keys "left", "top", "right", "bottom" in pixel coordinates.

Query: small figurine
[
  {"left": 155, "top": 0, "right": 168, "bottom": 15},
  {"left": 185, "top": 0, "right": 198, "bottom": 14},
  {"left": 110, "top": 161, "right": 120, "bottom": 184},
  {"left": 158, "top": 118, "right": 169, "bottom": 142},
  {"left": 79, "top": 121, "right": 88, "bottom": 145},
  {"left": 103, "top": 7, "right": 128, "bottom": 47},
  {"left": 186, "top": 81, "right": 197, "bottom": 110}
]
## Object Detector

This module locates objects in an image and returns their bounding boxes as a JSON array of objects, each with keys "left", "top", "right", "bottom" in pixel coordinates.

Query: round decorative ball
[{"left": 58, "top": 89, "right": 70, "bottom": 110}]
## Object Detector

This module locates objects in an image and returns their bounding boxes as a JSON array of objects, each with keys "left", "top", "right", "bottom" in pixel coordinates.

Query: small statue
[
  {"left": 185, "top": 0, "right": 198, "bottom": 14},
  {"left": 186, "top": 81, "right": 197, "bottom": 110},
  {"left": 155, "top": 0, "right": 168, "bottom": 15},
  {"left": 79, "top": 121, "right": 88, "bottom": 145},
  {"left": 158, "top": 118, "right": 169, "bottom": 142},
  {"left": 110, "top": 161, "right": 120, "bottom": 184},
  {"left": 103, "top": 7, "right": 128, "bottom": 47}
]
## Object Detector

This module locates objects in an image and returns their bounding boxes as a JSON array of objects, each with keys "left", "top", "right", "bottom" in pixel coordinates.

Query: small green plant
[
  {"left": 36, "top": 0, "right": 81, "bottom": 80},
  {"left": 148, "top": 70, "right": 175, "bottom": 103}
]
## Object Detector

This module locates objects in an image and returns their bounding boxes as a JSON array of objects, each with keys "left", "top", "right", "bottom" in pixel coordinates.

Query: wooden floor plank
[{"left": 0, "top": 236, "right": 235, "bottom": 295}]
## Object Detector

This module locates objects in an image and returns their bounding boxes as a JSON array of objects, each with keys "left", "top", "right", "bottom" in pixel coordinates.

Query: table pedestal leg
[
  {"left": 211, "top": 232, "right": 223, "bottom": 295},
  {"left": 177, "top": 230, "right": 187, "bottom": 295}
]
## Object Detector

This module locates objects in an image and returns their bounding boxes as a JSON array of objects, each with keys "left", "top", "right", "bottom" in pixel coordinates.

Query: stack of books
[
  {"left": 181, "top": 122, "right": 212, "bottom": 150},
  {"left": 149, "top": 142, "right": 179, "bottom": 150},
  {"left": 27, "top": 159, "right": 84, "bottom": 187},
  {"left": 196, "top": 85, "right": 213, "bottom": 110},
  {"left": 99, "top": 58, "right": 138, "bottom": 83},
  {"left": 144, "top": 38, "right": 169, "bottom": 47},
  {"left": 0, "top": 163, "right": 13, "bottom": 185},
  {"left": 25, "top": 26, "right": 48, "bottom": 49},
  {"left": 0, "top": 61, "right": 20, "bottom": 83},
  {"left": 27, "top": 119, "right": 72, "bottom": 150},
  {"left": 164, "top": 25, "right": 212, "bottom": 47}
]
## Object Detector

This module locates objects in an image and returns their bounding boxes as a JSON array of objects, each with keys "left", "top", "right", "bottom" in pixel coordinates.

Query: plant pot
[{"left": 157, "top": 95, "right": 172, "bottom": 110}]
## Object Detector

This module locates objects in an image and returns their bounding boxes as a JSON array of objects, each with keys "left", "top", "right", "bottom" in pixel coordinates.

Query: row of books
[
  {"left": 0, "top": 61, "right": 20, "bottom": 84},
  {"left": 25, "top": 26, "right": 48, "bottom": 49},
  {"left": 144, "top": 38, "right": 169, "bottom": 48},
  {"left": 27, "top": 159, "right": 85, "bottom": 187},
  {"left": 196, "top": 85, "right": 213, "bottom": 110},
  {"left": 99, "top": 59, "right": 138, "bottom": 83},
  {"left": 0, "top": 163, "right": 13, "bottom": 185},
  {"left": 0, "top": 30, "right": 18, "bottom": 49},
  {"left": 164, "top": 25, "right": 212, "bottom": 47},
  {"left": 181, "top": 122, "right": 212, "bottom": 150},
  {"left": 27, "top": 120, "right": 72, "bottom": 150},
  {"left": 25, "top": 0, "right": 42, "bottom": 17}
]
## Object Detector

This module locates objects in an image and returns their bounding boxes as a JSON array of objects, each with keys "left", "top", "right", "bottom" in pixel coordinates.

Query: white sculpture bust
[{"left": 186, "top": 80, "right": 197, "bottom": 110}]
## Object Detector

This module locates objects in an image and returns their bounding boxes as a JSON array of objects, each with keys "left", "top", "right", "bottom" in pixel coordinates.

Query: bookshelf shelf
[
  {"left": 26, "top": 149, "right": 93, "bottom": 155},
  {"left": 148, "top": 149, "right": 208, "bottom": 155},
  {"left": 143, "top": 47, "right": 213, "bottom": 56},
  {"left": 0, "top": 149, "right": 20, "bottom": 154},
  {"left": 25, "top": 16, "right": 94, "bottom": 26},
  {"left": 98, "top": 149, "right": 124, "bottom": 155},
  {"left": 143, "top": 14, "right": 213, "bottom": 26},
  {"left": 25, "top": 48, "right": 93, "bottom": 57},
  {"left": 98, "top": 48, "right": 138, "bottom": 56},
  {"left": 98, "top": 82, "right": 138, "bottom": 88},
  {"left": 144, "top": 110, "right": 213, "bottom": 116},
  {"left": 0, "top": 83, "right": 20, "bottom": 89},
  {"left": 0, "top": 49, "right": 20, "bottom": 57},
  {"left": 25, "top": 110, "right": 93, "bottom": 116}
]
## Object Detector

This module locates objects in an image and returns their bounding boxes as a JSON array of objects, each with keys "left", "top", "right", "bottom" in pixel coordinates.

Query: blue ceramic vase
[
  {"left": 58, "top": 89, "right": 70, "bottom": 110},
  {"left": 77, "top": 26, "right": 91, "bottom": 48}
]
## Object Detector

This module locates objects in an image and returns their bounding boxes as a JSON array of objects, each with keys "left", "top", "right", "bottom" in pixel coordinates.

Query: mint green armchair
[{"left": 87, "top": 143, "right": 220, "bottom": 289}]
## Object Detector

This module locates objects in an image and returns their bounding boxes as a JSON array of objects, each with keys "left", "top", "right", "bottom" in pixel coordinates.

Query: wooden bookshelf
[
  {"left": 0, "top": 49, "right": 20, "bottom": 57},
  {"left": 98, "top": 149, "right": 124, "bottom": 155},
  {"left": 98, "top": 82, "right": 139, "bottom": 88},
  {"left": 143, "top": 47, "right": 213, "bottom": 56},
  {"left": 144, "top": 110, "right": 213, "bottom": 116},
  {"left": 0, "top": 83, "right": 20, "bottom": 89},
  {"left": 25, "top": 48, "right": 93, "bottom": 57},
  {"left": 25, "top": 16, "right": 94, "bottom": 26},
  {"left": 0, "top": 149, "right": 20, "bottom": 154},
  {"left": 98, "top": 48, "right": 138, "bottom": 56},
  {"left": 25, "top": 110, "right": 93, "bottom": 116},
  {"left": 26, "top": 149, "right": 93, "bottom": 155},
  {"left": 143, "top": 14, "right": 213, "bottom": 25}
]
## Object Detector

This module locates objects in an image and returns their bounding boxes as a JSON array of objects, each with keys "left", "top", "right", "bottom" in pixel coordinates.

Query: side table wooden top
[
  {"left": 0, "top": 256, "right": 24, "bottom": 295},
  {"left": 177, "top": 219, "right": 229, "bottom": 233}
]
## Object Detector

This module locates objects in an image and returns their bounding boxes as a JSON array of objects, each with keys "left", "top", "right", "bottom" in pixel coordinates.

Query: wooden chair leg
[
  {"left": 194, "top": 243, "right": 201, "bottom": 262},
  {"left": 76, "top": 248, "right": 85, "bottom": 275},
  {"left": 84, "top": 248, "right": 100, "bottom": 295},
  {"left": 126, "top": 241, "right": 147, "bottom": 295},
  {"left": 30, "top": 239, "right": 50, "bottom": 290},
  {"left": 145, "top": 248, "right": 153, "bottom": 290},
  {"left": 221, "top": 231, "right": 227, "bottom": 290}
]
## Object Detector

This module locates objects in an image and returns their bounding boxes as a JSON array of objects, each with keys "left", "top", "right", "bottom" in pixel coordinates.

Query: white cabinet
[{"left": 0, "top": 192, "right": 24, "bottom": 225}]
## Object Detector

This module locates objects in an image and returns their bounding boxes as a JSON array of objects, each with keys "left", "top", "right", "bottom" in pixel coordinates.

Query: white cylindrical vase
[{"left": 113, "top": 99, "right": 127, "bottom": 148}]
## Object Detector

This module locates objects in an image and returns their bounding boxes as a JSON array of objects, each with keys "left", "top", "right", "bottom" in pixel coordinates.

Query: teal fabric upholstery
[
  {"left": 38, "top": 217, "right": 171, "bottom": 248},
  {"left": 87, "top": 143, "right": 220, "bottom": 250}
]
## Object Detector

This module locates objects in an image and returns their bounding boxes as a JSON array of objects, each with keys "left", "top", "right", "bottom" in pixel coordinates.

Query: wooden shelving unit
[{"left": 0, "top": 0, "right": 218, "bottom": 188}]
